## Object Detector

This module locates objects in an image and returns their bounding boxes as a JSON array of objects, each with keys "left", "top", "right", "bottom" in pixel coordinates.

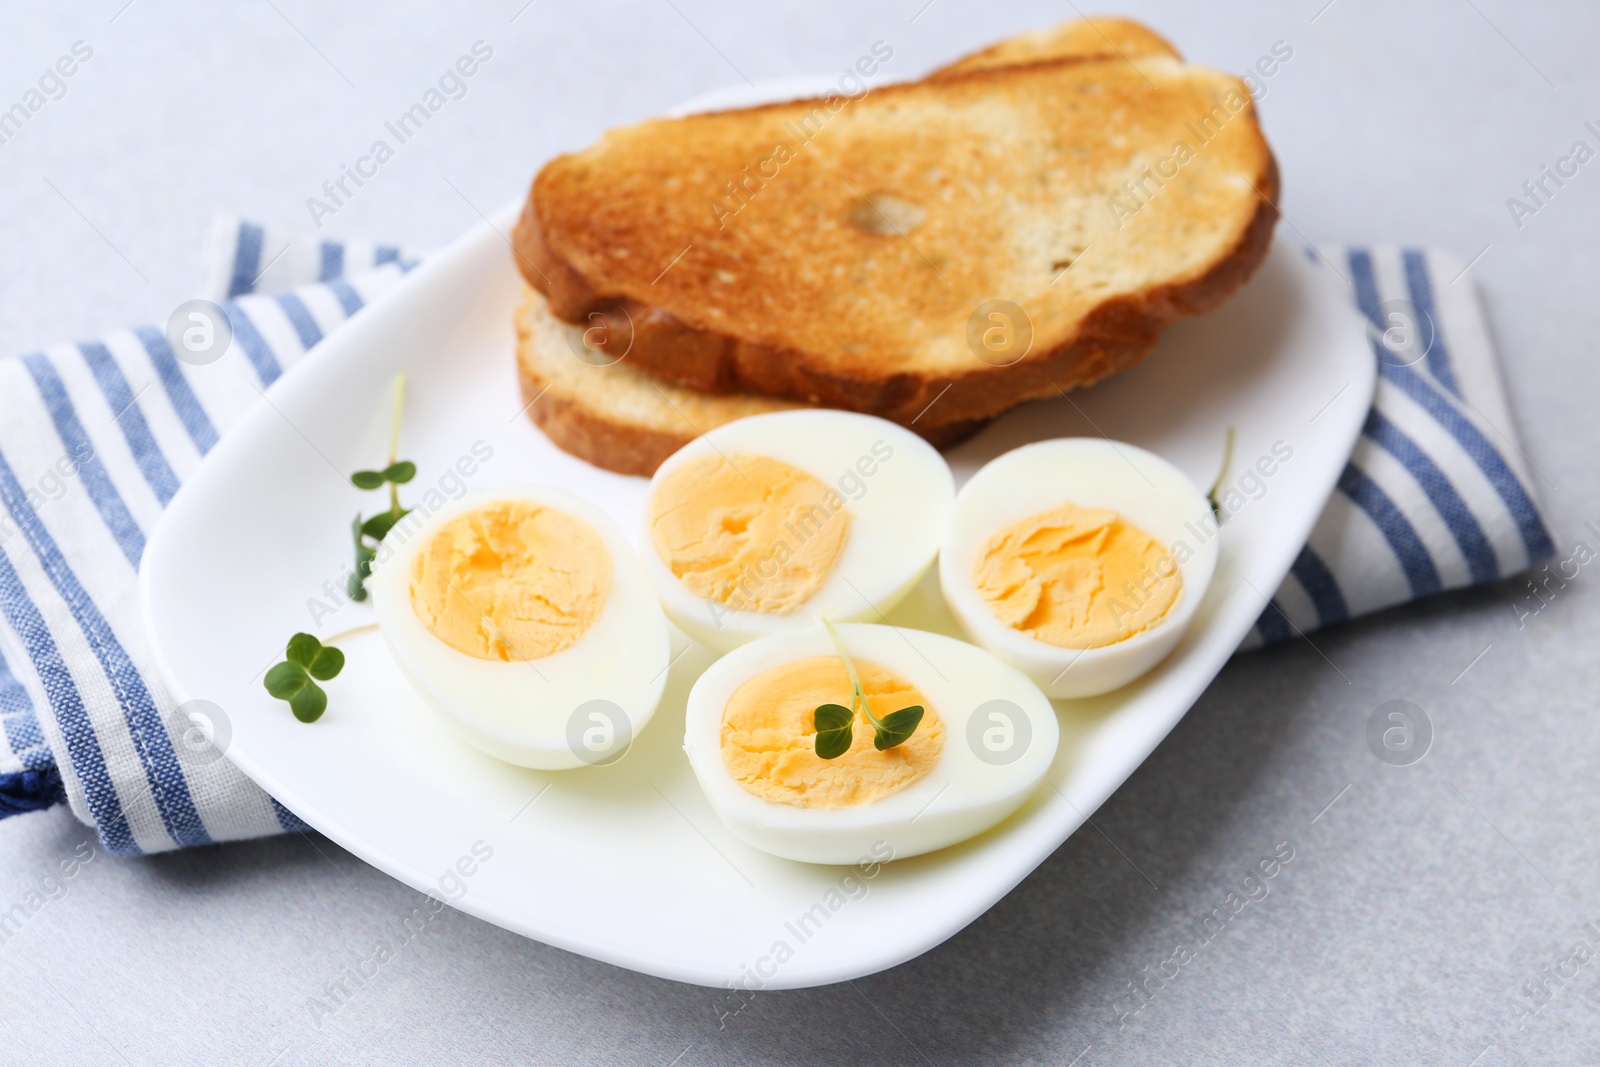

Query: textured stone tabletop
[{"left": 2, "top": 1, "right": 1597, "bottom": 1063}]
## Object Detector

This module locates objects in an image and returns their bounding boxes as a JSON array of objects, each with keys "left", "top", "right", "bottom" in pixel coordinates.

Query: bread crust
[
  {"left": 517, "top": 354, "right": 684, "bottom": 476},
  {"left": 515, "top": 286, "right": 988, "bottom": 476}
]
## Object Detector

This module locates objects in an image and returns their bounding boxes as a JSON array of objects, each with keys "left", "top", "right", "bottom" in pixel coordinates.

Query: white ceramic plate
[{"left": 140, "top": 79, "right": 1375, "bottom": 989}]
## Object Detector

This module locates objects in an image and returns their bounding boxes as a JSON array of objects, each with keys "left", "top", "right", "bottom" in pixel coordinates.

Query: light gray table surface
[{"left": 3, "top": 1, "right": 1597, "bottom": 1063}]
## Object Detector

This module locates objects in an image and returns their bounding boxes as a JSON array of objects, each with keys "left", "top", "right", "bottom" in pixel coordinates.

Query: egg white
[
  {"left": 939, "top": 438, "right": 1219, "bottom": 699},
  {"left": 641, "top": 410, "right": 955, "bottom": 653},
  {"left": 683, "top": 623, "right": 1060, "bottom": 865},
  {"left": 369, "top": 485, "right": 670, "bottom": 769}
]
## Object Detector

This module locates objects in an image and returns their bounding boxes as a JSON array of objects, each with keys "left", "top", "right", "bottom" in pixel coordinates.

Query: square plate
[{"left": 140, "top": 81, "right": 1374, "bottom": 990}]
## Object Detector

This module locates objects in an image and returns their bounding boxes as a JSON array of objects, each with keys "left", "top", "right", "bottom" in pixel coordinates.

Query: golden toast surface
[
  {"left": 521, "top": 54, "right": 1277, "bottom": 424},
  {"left": 931, "top": 16, "right": 1181, "bottom": 75}
]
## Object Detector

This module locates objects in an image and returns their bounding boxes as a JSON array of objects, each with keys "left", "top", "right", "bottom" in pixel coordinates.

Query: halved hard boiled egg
[
  {"left": 940, "top": 438, "right": 1218, "bottom": 699},
  {"left": 369, "top": 486, "right": 670, "bottom": 768},
  {"left": 641, "top": 411, "right": 955, "bottom": 652},
  {"left": 683, "top": 622, "right": 1059, "bottom": 864}
]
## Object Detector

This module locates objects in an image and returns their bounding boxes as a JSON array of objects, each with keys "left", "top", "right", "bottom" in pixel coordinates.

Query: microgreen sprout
[
  {"left": 812, "top": 618, "right": 924, "bottom": 759},
  {"left": 264, "top": 632, "right": 345, "bottom": 722},
  {"left": 347, "top": 373, "right": 416, "bottom": 600},
  {"left": 1206, "top": 425, "right": 1236, "bottom": 520}
]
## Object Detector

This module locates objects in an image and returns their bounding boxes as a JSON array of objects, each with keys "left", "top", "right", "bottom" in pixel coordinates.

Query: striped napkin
[
  {"left": 0, "top": 219, "right": 418, "bottom": 851},
  {"left": 0, "top": 221, "right": 1553, "bottom": 854},
  {"left": 1247, "top": 246, "right": 1553, "bottom": 645}
]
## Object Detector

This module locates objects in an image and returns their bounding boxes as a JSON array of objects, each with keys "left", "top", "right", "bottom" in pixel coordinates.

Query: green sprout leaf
[
  {"left": 874, "top": 705, "right": 925, "bottom": 750},
  {"left": 285, "top": 632, "right": 321, "bottom": 669},
  {"left": 266, "top": 634, "right": 343, "bottom": 723},
  {"left": 813, "top": 619, "right": 923, "bottom": 757},
  {"left": 308, "top": 645, "right": 345, "bottom": 681},
  {"left": 360, "top": 509, "right": 408, "bottom": 541},
  {"left": 282, "top": 633, "right": 344, "bottom": 680},
  {"left": 264, "top": 659, "right": 309, "bottom": 699},
  {"left": 288, "top": 684, "right": 327, "bottom": 723},
  {"left": 1206, "top": 425, "right": 1236, "bottom": 520},
  {"left": 813, "top": 703, "right": 855, "bottom": 759},
  {"left": 263, "top": 660, "right": 327, "bottom": 723},
  {"left": 349, "top": 374, "right": 416, "bottom": 601},
  {"left": 381, "top": 460, "right": 416, "bottom": 484},
  {"left": 347, "top": 514, "right": 374, "bottom": 601}
]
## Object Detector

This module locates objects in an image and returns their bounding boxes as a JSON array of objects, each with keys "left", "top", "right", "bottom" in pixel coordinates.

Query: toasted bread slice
[
  {"left": 516, "top": 53, "right": 1277, "bottom": 427},
  {"left": 931, "top": 16, "right": 1180, "bottom": 76},
  {"left": 515, "top": 286, "right": 985, "bottom": 475}
]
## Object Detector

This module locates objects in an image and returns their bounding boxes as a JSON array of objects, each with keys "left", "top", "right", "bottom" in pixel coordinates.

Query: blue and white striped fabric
[
  {"left": 1245, "top": 247, "right": 1553, "bottom": 645},
  {"left": 0, "top": 226, "right": 1551, "bottom": 854},
  {"left": 0, "top": 218, "right": 417, "bottom": 853}
]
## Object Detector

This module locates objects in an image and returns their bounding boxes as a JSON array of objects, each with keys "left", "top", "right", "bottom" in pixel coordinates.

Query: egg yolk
[
  {"left": 973, "top": 502, "right": 1180, "bottom": 649},
  {"left": 720, "top": 657, "right": 943, "bottom": 808},
  {"left": 648, "top": 453, "right": 849, "bottom": 614},
  {"left": 409, "top": 499, "right": 610, "bottom": 661}
]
